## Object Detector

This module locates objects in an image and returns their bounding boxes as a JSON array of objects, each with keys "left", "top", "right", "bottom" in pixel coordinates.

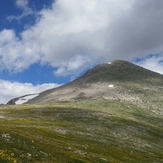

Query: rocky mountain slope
[{"left": 25, "top": 59, "right": 163, "bottom": 109}]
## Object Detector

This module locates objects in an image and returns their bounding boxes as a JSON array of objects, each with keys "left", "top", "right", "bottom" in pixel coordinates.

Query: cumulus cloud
[
  {"left": 1, "top": 0, "right": 163, "bottom": 75},
  {"left": 0, "top": 29, "right": 41, "bottom": 72},
  {"left": 0, "top": 80, "right": 60, "bottom": 104},
  {"left": 106, "top": 0, "right": 163, "bottom": 59}
]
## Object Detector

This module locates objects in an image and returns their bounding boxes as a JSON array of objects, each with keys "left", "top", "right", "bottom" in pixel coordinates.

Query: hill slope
[
  {"left": 26, "top": 59, "right": 163, "bottom": 108},
  {"left": 1, "top": 99, "right": 163, "bottom": 162}
]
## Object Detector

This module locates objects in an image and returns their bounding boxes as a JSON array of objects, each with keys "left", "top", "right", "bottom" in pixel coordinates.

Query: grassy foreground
[{"left": 0, "top": 99, "right": 163, "bottom": 163}]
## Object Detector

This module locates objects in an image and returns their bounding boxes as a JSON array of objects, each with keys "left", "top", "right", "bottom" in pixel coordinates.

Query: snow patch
[
  {"left": 107, "top": 62, "right": 111, "bottom": 64},
  {"left": 108, "top": 85, "right": 114, "bottom": 88},
  {"left": 0, "top": 115, "right": 4, "bottom": 119},
  {"left": 15, "top": 94, "right": 39, "bottom": 104}
]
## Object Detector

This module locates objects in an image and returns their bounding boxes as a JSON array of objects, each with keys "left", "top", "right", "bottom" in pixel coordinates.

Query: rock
[{"left": 6, "top": 99, "right": 16, "bottom": 105}]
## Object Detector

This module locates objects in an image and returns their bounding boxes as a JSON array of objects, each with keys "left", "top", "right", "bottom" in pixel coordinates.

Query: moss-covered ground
[{"left": 0, "top": 99, "right": 163, "bottom": 162}]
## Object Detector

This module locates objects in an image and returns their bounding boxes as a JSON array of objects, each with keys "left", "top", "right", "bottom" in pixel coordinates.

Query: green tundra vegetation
[{"left": 0, "top": 99, "right": 163, "bottom": 163}]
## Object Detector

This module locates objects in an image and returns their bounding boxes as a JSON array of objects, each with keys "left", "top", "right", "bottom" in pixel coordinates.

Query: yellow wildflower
[{"left": 11, "top": 153, "right": 14, "bottom": 156}]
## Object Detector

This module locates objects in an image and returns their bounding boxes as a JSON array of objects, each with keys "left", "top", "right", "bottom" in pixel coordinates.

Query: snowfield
[{"left": 15, "top": 94, "right": 39, "bottom": 104}]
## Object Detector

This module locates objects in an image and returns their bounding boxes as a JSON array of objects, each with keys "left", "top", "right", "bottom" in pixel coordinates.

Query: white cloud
[
  {"left": 54, "top": 55, "right": 91, "bottom": 76},
  {"left": 0, "top": 29, "right": 41, "bottom": 72},
  {"left": 7, "top": 0, "right": 34, "bottom": 21},
  {"left": 0, "top": 80, "right": 60, "bottom": 104},
  {"left": 0, "top": 29, "right": 15, "bottom": 43},
  {"left": 135, "top": 54, "right": 163, "bottom": 75},
  {"left": 16, "top": 0, "right": 28, "bottom": 8},
  {"left": 1, "top": 0, "right": 163, "bottom": 76}
]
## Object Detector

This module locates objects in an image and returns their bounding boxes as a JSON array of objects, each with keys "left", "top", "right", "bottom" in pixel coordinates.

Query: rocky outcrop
[{"left": 6, "top": 98, "right": 18, "bottom": 105}]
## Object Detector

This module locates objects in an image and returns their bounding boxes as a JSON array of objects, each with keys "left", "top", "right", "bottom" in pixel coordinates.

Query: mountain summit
[
  {"left": 26, "top": 59, "right": 163, "bottom": 105},
  {"left": 72, "top": 59, "right": 162, "bottom": 84}
]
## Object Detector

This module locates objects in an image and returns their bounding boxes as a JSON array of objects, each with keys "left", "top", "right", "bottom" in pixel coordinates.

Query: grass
[{"left": 0, "top": 99, "right": 163, "bottom": 162}]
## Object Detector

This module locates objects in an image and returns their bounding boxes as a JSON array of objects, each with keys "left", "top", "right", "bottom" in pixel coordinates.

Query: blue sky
[{"left": 0, "top": 0, "right": 163, "bottom": 103}]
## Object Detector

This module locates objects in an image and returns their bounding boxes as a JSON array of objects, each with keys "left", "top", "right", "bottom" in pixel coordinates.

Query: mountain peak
[
  {"left": 100, "top": 58, "right": 124, "bottom": 65},
  {"left": 109, "top": 58, "right": 123, "bottom": 63},
  {"left": 75, "top": 59, "right": 163, "bottom": 84}
]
